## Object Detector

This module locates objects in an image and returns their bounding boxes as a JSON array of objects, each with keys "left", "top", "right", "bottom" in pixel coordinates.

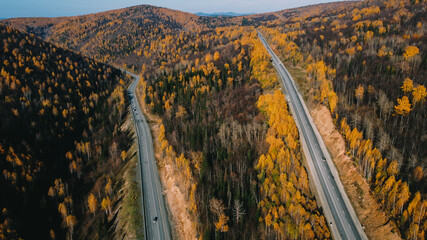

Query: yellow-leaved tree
[
  {"left": 328, "top": 91, "right": 338, "bottom": 113},
  {"left": 412, "top": 85, "right": 426, "bottom": 104},
  {"left": 394, "top": 96, "right": 412, "bottom": 116},
  {"left": 355, "top": 85, "right": 364, "bottom": 103},
  {"left": 105, "top": 178, "right": 112, "bottom": 195},
  {"left": 403, "top": 46, "right": 419, "bottom": 60},
  {"left": 213, "top": 51, "right": 220, "bottom": 61},
  {"left": 215, "top": 214, "right": 229, "bottom": 232},
  {"left": 88, "top": 193, "right": 97, "bottom": 214},
  {"left": 401, "top": 78, "right": 414, "bottom": 94},
  {"left": 66, "top": 215, "right": 77, "bottom": 240},
  {"left": 101, "top": 197, "right": 111, "bottom": 215},
  {"left": 210, "top": 198, "right": 229, "bottom": 232}
]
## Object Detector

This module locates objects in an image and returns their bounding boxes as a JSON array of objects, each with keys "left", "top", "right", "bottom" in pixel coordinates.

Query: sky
[{"left": 0, "top": 0, "right": 342, "bottom": 18}]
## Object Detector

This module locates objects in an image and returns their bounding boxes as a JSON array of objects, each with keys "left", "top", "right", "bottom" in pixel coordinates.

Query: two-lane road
[
  {"left": 258, "top": 32, "right": 367, "bottom": 240},
  {"left": 126, "top": 71, "right": 172, "bottom": 240}
]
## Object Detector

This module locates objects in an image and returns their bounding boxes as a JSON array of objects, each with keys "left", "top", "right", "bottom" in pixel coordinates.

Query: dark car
[
  {"left": 322, "top": 157, "right": 326, "bottom": 161},
  {"left": 153, "top": 216, "right": 158, "bottom": 222}
]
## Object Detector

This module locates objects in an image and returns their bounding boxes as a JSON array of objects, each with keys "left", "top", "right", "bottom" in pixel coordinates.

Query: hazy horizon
[{"left": 1, "top": 0, "right": 345, "bottom": 18}]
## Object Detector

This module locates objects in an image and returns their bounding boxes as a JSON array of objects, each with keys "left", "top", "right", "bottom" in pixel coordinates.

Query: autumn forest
[{"left": 0, "top": 0, "right": 426, "bottom": 239}]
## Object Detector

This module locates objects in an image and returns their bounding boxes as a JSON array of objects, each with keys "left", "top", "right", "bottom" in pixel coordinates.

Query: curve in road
[
  {"left": 126, "top": 71, "right": 172, "bottom": 240},
  {"left": 258, "top": 32, "right": 367, "bottom": 240}
]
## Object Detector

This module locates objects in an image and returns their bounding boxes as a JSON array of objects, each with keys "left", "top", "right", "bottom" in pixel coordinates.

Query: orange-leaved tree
[
  {"left": 401, "top": 78, "right": 414, "bottom": 94},
  {"left": 394, "top": 96, "right": 412, "bottom": 116},
  {"left": 403, "top": 46, "right": 419, "bottom": 60},
  {"left": 88, "top": 193, "right": 97, "bottom": 214},
  {"left": 412, "top": 85, "right": 426, "bottom": 104}
]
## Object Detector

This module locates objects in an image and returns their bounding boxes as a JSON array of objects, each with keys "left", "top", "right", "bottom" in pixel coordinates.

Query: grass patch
[
  {"left": 121, "top": 163, "right": 144, "bottom": 239},
  {"left": 282, "top": 61, "right": 311, "bottom": 99},
  {"left": 114, "top": 115, "right": 144, "bottom": 240}
]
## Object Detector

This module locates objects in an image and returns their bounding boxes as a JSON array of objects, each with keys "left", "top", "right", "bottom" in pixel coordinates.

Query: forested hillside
[
  {"left": 136, "top": 25, "right": 331, "bottom": 239},
  {"left": 1, "top": 5, "right": 237, "bottom": 72},
  {"left": 261, "top": 0, "right": 427, "bottom": 238},
  {"left": 1, "top": 3, "right": 357, "bottom": 72},
  {"left": 1, "top": 0, "right": 426, "bottom": 239},
  {"left": 0, "top": 24, "right": 134, "bottom": 239},
  {"left": 0, "top": 4, "right": 342, "bottom": 240}
]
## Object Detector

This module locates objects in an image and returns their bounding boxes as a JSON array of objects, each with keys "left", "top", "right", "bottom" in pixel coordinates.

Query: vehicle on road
[
  {"left": 257, "top": 32, "right": 367, "bottom": 240},
  {"left": 126, "top": 70, "right": 172, "bottom": 240}
]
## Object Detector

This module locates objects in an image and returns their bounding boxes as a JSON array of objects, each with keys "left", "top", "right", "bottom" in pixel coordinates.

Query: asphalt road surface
[
  {"left": 258, "top": 32, "right": 367, "bottom": 240},
  {"left": 126, "top": 71, "right": 172, "bottom": 240}
]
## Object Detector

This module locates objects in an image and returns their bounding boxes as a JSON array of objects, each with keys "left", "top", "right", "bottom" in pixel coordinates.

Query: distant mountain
[
  {"left": 0, "top": 2, "right": 356, "bottom": 71},
  {"left": 195, "top": 12, "right": 254, "bottom": 17},
  {"left": 0, "top": 5, "right": 251, "bottom": 70}
]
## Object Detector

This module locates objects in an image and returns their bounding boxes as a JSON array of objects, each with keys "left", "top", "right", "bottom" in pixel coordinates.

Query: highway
[
  {"left": 257, "top": 32, "right": 367, "bottom": 240},
  {"left": 126, "top": 71, "right": 172, "bottom": 240}
]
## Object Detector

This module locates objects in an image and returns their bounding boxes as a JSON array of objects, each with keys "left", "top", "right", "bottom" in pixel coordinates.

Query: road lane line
[
  {"left": 126, "top": 71, "right": 172, "bottom": 240},
  {"left": 258, "top": 32, "right": 365, "bottom": 240}
]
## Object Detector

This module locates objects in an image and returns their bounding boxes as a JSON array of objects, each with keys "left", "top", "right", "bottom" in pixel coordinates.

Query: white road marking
[{"left": 258, "top": 32, "right": 366, "bottom": 240}]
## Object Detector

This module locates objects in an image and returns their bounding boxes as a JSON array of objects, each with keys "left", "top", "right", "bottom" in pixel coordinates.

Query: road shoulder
[
  {"left": 115, "top": 113, "right": 145, "bottom": 240},
  {"left": 135, "top": 79, "right": 199, "bottom": 240},
  {"left": 282, "top": 59, "right": 401, "bottom": 240}
]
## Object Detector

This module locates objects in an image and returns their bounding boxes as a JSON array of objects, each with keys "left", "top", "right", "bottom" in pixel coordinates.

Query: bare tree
[
  {"left": 232, "top": 200, "right": 245, "bottom": 224},
  {"left": 378, "top": 90, "right": 393, "bottom": 120},
  {"left": 363, "top": 116, "right": 374, "bottom": 141},
  {"left": 377, "top": 127, "right": 391, "bottom": 152},
  {"left": 209, "top": 198, "right": 225, "bottom": 217}
]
